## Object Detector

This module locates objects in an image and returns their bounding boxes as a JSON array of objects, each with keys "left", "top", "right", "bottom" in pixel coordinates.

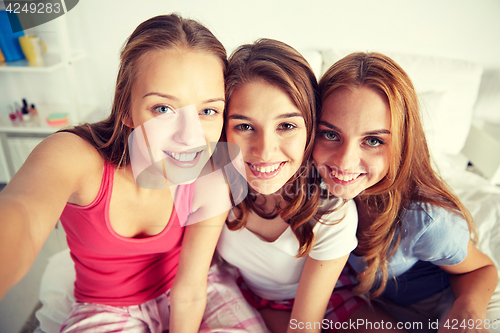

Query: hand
[{"left": 439, "top": 299, "right": 492, "bottom": 333}]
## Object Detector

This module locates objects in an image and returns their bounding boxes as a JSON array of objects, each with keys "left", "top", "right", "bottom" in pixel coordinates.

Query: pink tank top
[{"left": 60, "top": 162, "right": 194, "bottom": 306}]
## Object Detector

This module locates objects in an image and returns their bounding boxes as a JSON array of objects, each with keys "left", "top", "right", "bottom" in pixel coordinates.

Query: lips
[
  {"left": 328, "top": 166, "right": 365, "bottom": 185},
  {"left": 247, "top": 161, "right": 285, "bottom": 179},
  {"left": 163, "top": 150, "right": 203, "bottom": 168},
  {"left": 164, "top": 151, "right": 199, "bottom": 162}
]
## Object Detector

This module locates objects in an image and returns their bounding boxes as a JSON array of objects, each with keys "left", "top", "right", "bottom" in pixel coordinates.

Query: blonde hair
[{"left": 319, "top": 52, "right": 475, "bottom": 298}]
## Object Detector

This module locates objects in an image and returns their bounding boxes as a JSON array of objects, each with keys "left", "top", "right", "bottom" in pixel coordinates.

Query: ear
[{"left": 122, "top": 113, "right": 134, "bottom": 128}]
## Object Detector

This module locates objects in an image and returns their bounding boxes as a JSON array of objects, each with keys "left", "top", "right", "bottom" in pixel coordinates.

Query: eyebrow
[
  {"left": 228, "top": 112, "right": 303, "bottom": 121},
  {"left": 319, "top": 121, "right": 390, "bottom": 135},
  {"left": 143, "top": 92, "right": 225, "bottom": 104}
]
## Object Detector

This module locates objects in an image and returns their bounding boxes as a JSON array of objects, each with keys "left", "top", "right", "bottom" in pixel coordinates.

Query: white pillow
[
  {"left": 320, "top": 49, "right": 483, "bottom": 156},
  {"left": 35, "top": 249, "right": 75, "bottom": 333},
  {"left": 419, "top": 91, "right": 446, "bottom": 158},
  {"left": 474, "top": 69, "right": 500, "bottom": 123}
]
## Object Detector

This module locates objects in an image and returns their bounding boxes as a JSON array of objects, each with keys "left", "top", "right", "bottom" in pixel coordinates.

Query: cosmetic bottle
[
  {"left": 22, "top": 110, "right": 31, "bottom": 121},
  {"left": 21, "top": 99, "right": 31, "bottom": 122},
  {"left": 16, "top": 109, "right": 23, "bottom": 121},
  {"left": 8, "top": 105, "right": 17, "bottom": 122},
  {"left": 29, "top": 103, "right": 39, "bottom": 124},
  {"left": 29, "top": 103, "right": 38, "bottom": 116}
]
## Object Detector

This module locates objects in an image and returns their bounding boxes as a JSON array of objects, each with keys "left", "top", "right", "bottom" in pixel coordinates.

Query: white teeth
[
  {"left": 331, "top": 169, "right": 361, "bottom": 182},
  {"left": 251, "top": 163, "right": 281, "bottom": 173},
  {"left": 167, "top": 151, "right": 198, "bottom": 162}
]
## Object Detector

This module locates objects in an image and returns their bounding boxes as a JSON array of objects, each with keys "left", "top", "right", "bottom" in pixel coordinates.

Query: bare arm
[
  {"left": 168, "top": 211, "right": 227, "bottom": 332},
  {"left": 0, "top": 132, "right": 98, "bottom": 300},
  {"left": 439, "top": 241, "right": 498, "bottom": 333},
  {"left": 287, "top": 254, "right": 349, "bottom": 333},
  {"left": 169, "top": 171, "right": 230, "bottom": 332}
]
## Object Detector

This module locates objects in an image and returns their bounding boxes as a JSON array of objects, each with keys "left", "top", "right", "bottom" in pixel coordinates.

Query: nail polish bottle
[
  {"left": 22, "top": 106, "right": 31, "bottom": 122},
  {"left": 29, "top": 103, "right": 38, "bottom": 116},
  {"left": 22, "top": 99, "right": 31, "bottom": 121},
  {"left": 29, "top": 103, "right": 39, "bottom": 124},
  {"left": 8, "top": 105, "right": 17, "bottom": 122},
  {"left": 16, "top": 109, "right": 23, "bottom": 121}
]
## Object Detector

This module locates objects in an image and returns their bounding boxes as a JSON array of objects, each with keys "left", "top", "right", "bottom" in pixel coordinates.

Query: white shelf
[
  {"left": 0, "top": 15, "right": 88, "bottom": 182},
  {"left": 0, "top": 52, "right": 85, "bottom": 73},
  {"left": 0, "top": 104, "right": 97, "bottom": 135},
  {"left": 0, "top": 104, "right": 99, "bottom": 181},
  {"left": 0, "top": 120, "right": 68, "bottom": 135}
]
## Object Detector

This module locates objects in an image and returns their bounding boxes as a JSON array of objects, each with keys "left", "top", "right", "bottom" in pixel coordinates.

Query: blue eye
[
  {"left": 200, "top": 108, "right": 218, "bottom": 116},
  {"left": 154, "top": 105, "right": 174, "bottom": 114},
  {"left": 366, "top": 137, "right": 384, "bottom": 147},
  {"left": 234, "top": 124, "right": 253, "bottom": 131},
  {"left": 320, "top": 130, "right": 338, "bottom": 141}
]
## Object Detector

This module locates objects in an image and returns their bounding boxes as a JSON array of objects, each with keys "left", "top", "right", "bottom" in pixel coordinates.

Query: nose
[
  {"left": 333, "top": 142, "right": 360, "bottom": 172},
  {"left": 173, "top": 106, "right": 205, "bottom": 146},
  {"left": 252, "top": 129, "right": 278, "bottom": 161}
]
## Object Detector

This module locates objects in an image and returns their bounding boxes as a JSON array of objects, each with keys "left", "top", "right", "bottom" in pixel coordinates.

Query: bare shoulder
[
  {"left": 32, "top": 131, "right": 100, "bottom": 163},
  {"left": 29, "top": 132, "right": 103, "bottom": 174},
  {"left": 7, "top": 131, "right": 104, "bottom": 201},
  {"left": 0, "top": 132, "right": 106, "bottom": 256},
  {"left": 190, "top": 169, "right": 231, "bottom": 223}
]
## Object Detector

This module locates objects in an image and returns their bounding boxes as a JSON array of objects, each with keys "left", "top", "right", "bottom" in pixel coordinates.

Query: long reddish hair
[
  {"left": 60, "top": 14, "right": 227, "bottom": 167},
  {"left": 224, "top": 39, "right": 322, "bottom": 257},
  {"left": 319, "top": 52, "right": 475, "bottom": 297}
]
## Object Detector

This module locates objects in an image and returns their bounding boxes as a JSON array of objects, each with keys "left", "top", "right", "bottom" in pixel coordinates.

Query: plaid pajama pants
[
  {"left": 236, "top": 263, "right": 367, "bottom": 331},
  {"left": 60, "top": 264, "right": 270, "bottom": 333}
]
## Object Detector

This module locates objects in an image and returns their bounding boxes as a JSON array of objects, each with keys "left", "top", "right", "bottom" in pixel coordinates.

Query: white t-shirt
[{"left": 216, "top": 198, "right": 358, "bottom": 301}]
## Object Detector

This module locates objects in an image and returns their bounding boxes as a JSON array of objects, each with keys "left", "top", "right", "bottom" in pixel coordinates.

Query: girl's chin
[
  {"left": 325, "top": 182, "right": 364, "bottom": 200},
  {"left": 247, "top": 179, "right": 287, "bottom": 195}
]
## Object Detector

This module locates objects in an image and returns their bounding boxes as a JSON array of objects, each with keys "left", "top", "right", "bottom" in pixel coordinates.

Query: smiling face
[
  {"left": 128, "top": 48, "right": 225, "bottom": 185},
  {"left": 313, "top": 86, "right": 392, "bottom": 199},
  {"left": 226, "top": 80, "right": 307, "bottom": 195}
]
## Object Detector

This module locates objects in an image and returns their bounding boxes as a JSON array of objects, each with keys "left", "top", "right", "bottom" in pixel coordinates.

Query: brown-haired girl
[
  {"left": 0, "top": 14, "right": 233, "bottom": 332},
  {"left": 216, "top": 39, "right": 359, "bottom": 333},
  {"left": 314, "top": 52, "right": 497, "bottom": 332}
]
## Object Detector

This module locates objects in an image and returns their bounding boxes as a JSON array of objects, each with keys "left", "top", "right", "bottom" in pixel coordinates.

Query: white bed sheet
[
  {"left": 34, "top": 155, "right": 500, "bottom": 333},
  {"left": 434, "top": 152, "right": 500, "bottom": 326}
]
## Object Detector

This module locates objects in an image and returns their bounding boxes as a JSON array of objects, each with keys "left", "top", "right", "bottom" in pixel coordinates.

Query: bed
[{"left": 32, "top": 49, "right": 500, "bottom": 332}]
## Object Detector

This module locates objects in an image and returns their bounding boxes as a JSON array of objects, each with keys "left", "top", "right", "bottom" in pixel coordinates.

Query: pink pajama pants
[{"left": 60, "top": 265, "right": 270, "bottom": 333}]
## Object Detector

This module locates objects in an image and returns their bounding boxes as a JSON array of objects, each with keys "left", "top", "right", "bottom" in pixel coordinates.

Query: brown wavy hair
[
  {"left": 319, "top": 52, "right": 475, "bottom": 297},
  {"left": 59, "top": 14, "right": 227, "bottom": 166},
  {"left": 224, "top": 38, "right": 323, "bottom": 257}
]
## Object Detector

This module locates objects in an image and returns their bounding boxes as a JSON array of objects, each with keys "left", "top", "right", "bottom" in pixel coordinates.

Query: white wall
[
  {"left": 3, "top": 0, "right": 500, "bottom": 118},
  {"left": 66, "top": 0, "right": 500, "bottom": 114},
  {"left": 1, "top": 0, "right": 500, "bottom": 182}
]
